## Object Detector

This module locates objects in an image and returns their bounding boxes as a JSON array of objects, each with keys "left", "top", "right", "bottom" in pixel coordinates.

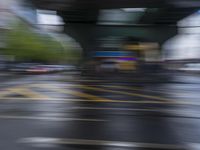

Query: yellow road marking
[
  {"left": 61, "top": 89, "right": 112, "bottom": 102},
  {"left": 0, "top": 96, "right": 168, "bottom": 104},
  {"left": 28, "top": 84, "right": 172, "bottom": 101},
  {"left": 10, "top": 88, "right": 50, "bottom": 99},
  {"left": 100, "top": 85, "right": 168, "bottom": 94},
  {"left": 63, "top": 79, "right": 103, "bottom": 82},
  {"left": 102, "top": 85, "right": 142, "bottom": 90},
  {"left": 33, "top": 84, "right": 112, "bottom": 102},
  {"left": 0, "top": 87, "right": 50, "bottom": 99},
  {"left": 33, "top": 84, "right": 168, "bottom": 95},
  {"left": 0, "top": 83, "right": 192, "bottom": 107},
  {"left": 0, "top": 97, "right": 169, "bottom": 103},
  {"left": 28, "top": 83, "right": 173, "bottom": 102},
  {"left": 1, "top": 97, "right": 200, "bottom": 106},
  {"left": 101, "top": 85, "right": 190, "bottom": 96},
  {"left": 0, "top": 90, "right": 16, "bottom": 97},
  {"left": 74, "top": 85, "right": 172, "bottom": 102}
]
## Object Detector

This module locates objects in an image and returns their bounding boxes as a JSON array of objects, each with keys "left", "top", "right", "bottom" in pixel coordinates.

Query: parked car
[
  {"left": 8, "top": 63, "right": 41, "bottom": 73},
  {"left": 26, "top": 65, "right": 76, "bottom": 73}
]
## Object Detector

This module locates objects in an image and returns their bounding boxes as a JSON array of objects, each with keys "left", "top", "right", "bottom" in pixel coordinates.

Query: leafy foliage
[{"left": 5, "top": 22, "right": 81, "bottom": 64}]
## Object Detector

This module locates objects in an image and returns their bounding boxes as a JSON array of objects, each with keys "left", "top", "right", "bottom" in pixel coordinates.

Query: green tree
[{"left": 5, "top": 21, "right": 81, "bottom": 64}]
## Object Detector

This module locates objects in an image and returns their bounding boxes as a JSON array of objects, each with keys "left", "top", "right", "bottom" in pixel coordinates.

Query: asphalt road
[{"left": 0, "top": 72, "right": 200, "bottom": 150}]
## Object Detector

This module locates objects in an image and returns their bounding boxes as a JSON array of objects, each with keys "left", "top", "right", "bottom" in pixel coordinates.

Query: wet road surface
[{"left": 0, "top": 72, "right": 200, "bottom": 150}]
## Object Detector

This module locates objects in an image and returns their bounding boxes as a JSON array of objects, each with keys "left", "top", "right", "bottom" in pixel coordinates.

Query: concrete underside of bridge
[
  {"left": 30, "top": 0, "right": 198, "bottom": 56},
  {"left": 64, "top": 24, "right": 177, "bottom": 57}
]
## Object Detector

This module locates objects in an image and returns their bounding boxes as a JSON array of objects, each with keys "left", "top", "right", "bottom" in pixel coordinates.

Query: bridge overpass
[{"left": 29, "top": 0, "right": 198, "bottom": 56}]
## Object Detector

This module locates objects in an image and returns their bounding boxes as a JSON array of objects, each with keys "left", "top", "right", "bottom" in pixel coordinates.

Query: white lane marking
[
  {"left": 18, "top": 137, "right": 184, "bottom": 149},
  {"left": 0, "top": 115, "right": 105, "bottom": 122}
]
